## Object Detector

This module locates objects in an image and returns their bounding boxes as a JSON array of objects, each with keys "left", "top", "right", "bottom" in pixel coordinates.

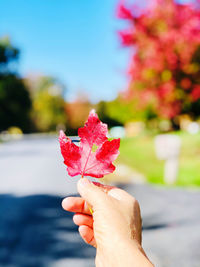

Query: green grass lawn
[{"left": 117, "top": 131, "right": 200, "bottom": 186}]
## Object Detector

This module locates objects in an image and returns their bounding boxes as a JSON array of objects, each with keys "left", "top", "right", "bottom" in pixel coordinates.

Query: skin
[{"left": 62, "top": 178, "right": 154, "bottom": 267}]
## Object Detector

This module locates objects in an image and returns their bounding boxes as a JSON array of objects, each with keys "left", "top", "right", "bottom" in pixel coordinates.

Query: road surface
[{"left": 0, "top": 136, "right": 200, "bottom": 267}]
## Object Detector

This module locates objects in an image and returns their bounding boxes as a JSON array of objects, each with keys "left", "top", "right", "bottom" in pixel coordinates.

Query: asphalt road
[
  {"left": 0, "top": 135, "right": 78, "bottom": 196},
  {"left": 0, "top": 136, "right": 200, "bottom": 267}
]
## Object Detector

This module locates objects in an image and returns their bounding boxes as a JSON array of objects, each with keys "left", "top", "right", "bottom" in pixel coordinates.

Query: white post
[
  {"left": 164, "top": 157, "right": 179, "bottom": 184},
  {"left": 154, "top": 134, "right": 181, "bottom": 184}
]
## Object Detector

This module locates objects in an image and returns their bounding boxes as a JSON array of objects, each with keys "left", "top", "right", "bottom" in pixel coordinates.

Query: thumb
[{"left": 77, "top": 178, "right": 108, "bottom": 208}]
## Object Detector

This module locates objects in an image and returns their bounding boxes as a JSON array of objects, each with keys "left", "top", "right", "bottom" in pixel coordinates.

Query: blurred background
[{"left": 1, "top": 0, "right": 200, "bottom": 266}]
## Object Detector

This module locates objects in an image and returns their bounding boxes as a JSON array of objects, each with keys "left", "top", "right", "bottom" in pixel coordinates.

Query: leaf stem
[{"left": 89, "top": 207, "right": 93, "bottom": 215}]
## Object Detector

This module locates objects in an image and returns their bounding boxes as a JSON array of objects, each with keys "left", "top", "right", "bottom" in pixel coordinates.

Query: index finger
[{"left": 62, "top": 197, "right": 91, "bottom": 215}]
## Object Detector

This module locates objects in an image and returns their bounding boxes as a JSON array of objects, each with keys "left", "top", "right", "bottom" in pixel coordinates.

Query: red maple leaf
[{"left": 59, "top": 110, "right": 120, "bottom": 178}]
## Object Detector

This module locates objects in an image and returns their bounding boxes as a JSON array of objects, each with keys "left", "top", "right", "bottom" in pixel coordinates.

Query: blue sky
[
  {"left": 0, "top": 0, "right": 133, "bottom": 103},
  {"left": 0, "top": 0, "right": 192, "bottom": 102}
]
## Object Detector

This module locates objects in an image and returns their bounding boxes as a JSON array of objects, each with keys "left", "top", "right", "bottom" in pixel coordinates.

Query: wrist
[{"left": 96, "top": 238, "right": 153, "bottom": 267}]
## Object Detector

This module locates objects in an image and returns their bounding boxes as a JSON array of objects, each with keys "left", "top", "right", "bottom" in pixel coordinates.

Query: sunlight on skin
[
  {"left": 62, "top": 180, "right": 154, "bottom": 266},
  {"left": 62, "top": 197, "right": 95, "bottom": 246}
]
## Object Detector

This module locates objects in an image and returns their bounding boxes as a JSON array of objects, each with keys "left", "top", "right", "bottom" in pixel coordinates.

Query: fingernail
[
  {"left": 61, "top": 198, "right": 70, "bottom": 209},
  {"left": 79, "top": 178, "right": 90, "bottom": 187}
]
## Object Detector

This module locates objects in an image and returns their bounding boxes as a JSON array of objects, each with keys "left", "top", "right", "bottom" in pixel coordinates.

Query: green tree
[
  {"left": 0, "top": 36, "right": 32, "bottom": 132},
  {"left": 96, "top": 100, "right": 123, "bottom": 127},
  {"left": 26, "top": 75, "right": 67, "bottom": 132},
  {"left": 100, "top": 97, "right": 154, "bottom": 126}
]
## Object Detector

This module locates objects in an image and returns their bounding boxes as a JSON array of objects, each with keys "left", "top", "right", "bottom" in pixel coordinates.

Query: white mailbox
[{"left": 154, "top": 134, "right": 181, "bottom": 184}]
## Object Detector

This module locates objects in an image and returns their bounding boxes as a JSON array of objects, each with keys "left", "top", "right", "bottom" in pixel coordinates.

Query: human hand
[{"left": 62, "top": 178, "right": 153, "bottom": 267}]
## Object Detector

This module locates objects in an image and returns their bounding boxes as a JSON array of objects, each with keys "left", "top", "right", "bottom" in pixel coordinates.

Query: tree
[
  {"left": 0, "top": 37, "right": 32, "bottom": 132},
  {"left": 96, "top": 100, "right": 123, "bottom": 127},
  {"left": 65, "top": 92, "right": 93, "bottom": 134},
  {"left": 118, "top": 0, "right": 200, "bottom": 123},
  {"left": 26, "top": 75, "right": 67, "bottom": 132}
]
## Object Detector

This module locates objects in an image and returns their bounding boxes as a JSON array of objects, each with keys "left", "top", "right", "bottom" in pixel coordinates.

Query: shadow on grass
[{"left": 0, "top": 194, "right": 95, "bottom": 267}]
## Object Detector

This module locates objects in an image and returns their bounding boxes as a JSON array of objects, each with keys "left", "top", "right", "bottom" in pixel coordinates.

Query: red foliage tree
[
  {"left": 118, "top": 0, "right": 200, "bottom": 121},
  {"left": 65, "top": 93, "right": 93, "bottom": 134}
]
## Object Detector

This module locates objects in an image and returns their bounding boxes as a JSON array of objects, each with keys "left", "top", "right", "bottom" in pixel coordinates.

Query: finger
[
  {"left": 108, "top": 187, "right": 134, "bottom": 202},
  {"left": 62, "top": 197, "right": 91, "bottom": 215},
  {"left": 73, "top": 213, "right": 93, "bottom": 228},
  {"left": 93, "top": 181, "right": 134, "bottom": 202},
  {"left": 93, "top": 182, "right": 132, "bottom": 200},
  {"left": 77, "top": 179, "right": 111, "bottom": 208},
  {"left": 92, "top": 182, "right": 115, "bottom": 193},
  {"left": 78, "top": 225, "right": 96, "bottom": 247}
]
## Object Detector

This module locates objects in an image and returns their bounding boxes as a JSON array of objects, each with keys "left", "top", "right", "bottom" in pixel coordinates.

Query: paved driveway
[
  {"left": 0, "top": 135, "right": 78, "bottom": 196},
  {"left": 0, "top": 136, "right": 200, "bottom": 266}
]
